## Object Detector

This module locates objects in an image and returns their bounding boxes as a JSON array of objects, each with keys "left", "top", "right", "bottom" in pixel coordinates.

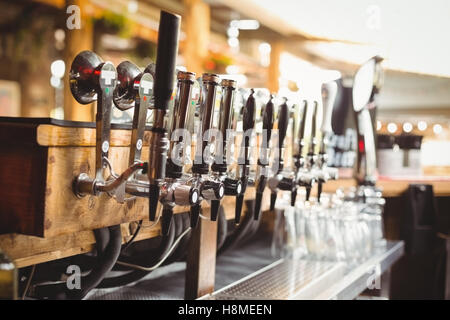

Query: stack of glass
[{"left": 272, "top": 187, "right": 386, "bottom": 267}]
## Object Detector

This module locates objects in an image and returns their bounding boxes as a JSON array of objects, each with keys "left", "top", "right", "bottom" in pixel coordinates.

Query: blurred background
[{"left": 0, "top": 0, "right": 449, "bottom": 176}]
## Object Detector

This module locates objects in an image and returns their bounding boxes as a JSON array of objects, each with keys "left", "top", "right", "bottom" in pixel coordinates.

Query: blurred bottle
[
  {"left": 396, "top": 134, "right": 423, "bottom": 176},
  {"left": 377, "top": 134, "right": 402, "bottom": 176},
  {"left": 0, "top": 250, "right": 17, "bottom": 300}
]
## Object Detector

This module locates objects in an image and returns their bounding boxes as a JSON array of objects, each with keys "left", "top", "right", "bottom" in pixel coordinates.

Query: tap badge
[
  {"left": 140, "top": 73, "right": 154, "bottom": 97},
  {"left": 99, "top": 62, "right": 117, "bottom": 89}
]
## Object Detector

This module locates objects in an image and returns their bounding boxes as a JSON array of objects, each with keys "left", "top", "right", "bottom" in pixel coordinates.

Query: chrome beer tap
[
  {"left": 314, "top": 81, "right": 339, "bottom": 202},
  {"left": 305, "top": 101, "right": 320, "bottom": 200},
  {"left": 253, "top": 95, "right": 274, "bottom": 220},
  {"left": 158, "top": 71, "right": 200, "bottom": 235},
  {"left": 70, "top": 51, "right": 129, "bottom": 197},
  {"left": 108, "top": 61, "right": 154, "bottom": 202},
  {"left": 234, "top": 89, "right": 256, "bottom": 223},
  {"left": 147, "top": 11, "right": 181, "bottom": 222},
  {"left": 353, "top": 56, "right": 384, "bottom": 187},
  {"left": 292, "top": 100, "right": 316, "bottom": 204},
  {"left": 189, "top": 73, "right": 225, "bottom": 228},
  {"left": 210, "top": 79, "right": 239, "bottom": 221},
  {"left": 267, "top": 97, "right": 291, "bottom": 211}
]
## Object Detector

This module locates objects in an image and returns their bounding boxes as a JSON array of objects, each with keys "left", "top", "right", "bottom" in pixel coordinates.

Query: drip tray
[{"left": 206, "top": 259, "right": 345, "bottom": 300}]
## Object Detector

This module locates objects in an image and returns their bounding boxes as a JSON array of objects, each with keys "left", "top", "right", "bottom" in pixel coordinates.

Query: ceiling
[{"left": 215, "top": 0, "right": 450, "bottom": 78}]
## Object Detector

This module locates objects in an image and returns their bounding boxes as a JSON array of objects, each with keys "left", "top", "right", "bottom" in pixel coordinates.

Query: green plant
[{"left": 92, "top": 11, "right": 131, "bottom": 38}]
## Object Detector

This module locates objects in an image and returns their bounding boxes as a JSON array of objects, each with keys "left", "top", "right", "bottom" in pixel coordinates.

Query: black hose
[
  {"left": 122, "top": 220, "right": 143, "bottom": 253},
  {"left": 216, "top": 206, "right": 228, "bottom": 252},
  {"left": 94, "top": 227, "right": 110, "bottom": 256},
  {"left": 33, "top": 225, "right": 122, "bottom": 299},
  {"left": 218, "top": 201, "right": 256, "bottom": 255},
  {"left": 234, "top": 200, "right": 260, "bottom": 245},
  {"left": 165, "top": 212, "right": 192, "bottom": 264},
  {"left": 96, "top": 217, "right": 176, "bottom": 288}
]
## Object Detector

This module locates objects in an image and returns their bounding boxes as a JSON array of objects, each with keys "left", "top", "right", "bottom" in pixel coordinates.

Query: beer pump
[
  {"left": 313, "top": 81, "right": 339, "bottom": 202},
  {"left": 69, "top": 51, "right": 141, "bottom": 197},
  {"left": 147, "top": 11, "right": 181, "bottom": 222},
  {"left": 234, "top": 89, "right": 256, "bottom": 223},
  {"left": 189, "top": 73, "right": 225, "bottom": 228},
  {"left": 305, "top": 101, "right": 319, "bottom": 184},
  {"left": 210, "top": 79, "right": 240, "bottom": 221},
  {"left": 352, "top": 56, "right": 384, "bottom": 187},
  {"left": 267, "top": 98, "right": 290, "bottom": 211},
  {"left": 253, "top": 95, "right": 274, "bottom": 220},
  {"left": 292, "top": 100, "right": 315, "bottom": 204},
  {"left": 159, "top": 71, "right": 200, "bottom": 234},
  {"left": 111, "top": 61, "right": 153, "bottom": 202}
]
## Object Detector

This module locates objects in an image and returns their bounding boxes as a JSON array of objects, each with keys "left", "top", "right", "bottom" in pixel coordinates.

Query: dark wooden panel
[{"left": 0, "top": 145, "right": 47, "bottom": 236}]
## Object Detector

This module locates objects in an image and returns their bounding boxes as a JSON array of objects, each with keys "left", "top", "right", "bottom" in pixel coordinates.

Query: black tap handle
[
  {"left": 154, "top": 11, "right": 180, "bottom": 111},
  {"left": 238, "top": 89, "right": 256, "bottom": 169},
  {"left": 161, "top": 206, "right": 174, "bottom": 236},
  {"left": 291, "top": 188, "right": 297, "bottom": 207},
  {"left": 235, "top": 90, "right": 256, "bottom": 224},
  {"left": 253, "top": 97, "right": 274, "bottom": 220},
  {"left": 190, "top": 203, "right": 200, "bottom": 228},
  {"left": 278, "top": 99, "right": 289, "bottom": 148},
  {"left": 270, "top": 192, "right": 277, "bottom": 211},
  {"left": 298, "top": 100, "right": 308, "bottom": 150},
  {"left": 243, "top": 89, "right": 256, "bottom": 133},
  {"left": 317, "top": 181, "right": 323, "bottom": 203},
  {"left": 211, "top": 200, "right": 220, "bottom": 221},
  {"left": 276, "top": 98, "right": 289, "bottom": 172},
  {"left": 261, "top": 95, "right": 274, "bottom": 150},
  {"left": 235, "top": 194, "right": 244, "bottom": 224},
  {"left": 254, "top": 192, "right": 264, "bottom": 220},
  {"left": 309, "top": 101, "right": 319, "bottom": 153}
]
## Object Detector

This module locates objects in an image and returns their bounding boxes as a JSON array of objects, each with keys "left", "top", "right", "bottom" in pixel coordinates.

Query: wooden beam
[
  {"left": 63, "top": 0, "right": 94, "bottom": 121},
  {"left": 183, "top": 0, "right": 210, "bottom": 76},
  {"left": 267, "top": 41, "right": 283, "bottom": 93}
]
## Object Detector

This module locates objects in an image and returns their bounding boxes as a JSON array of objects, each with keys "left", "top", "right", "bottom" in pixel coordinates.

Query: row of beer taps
[{"left": 68, "top": 11, "right": 341, "bottom": 236}]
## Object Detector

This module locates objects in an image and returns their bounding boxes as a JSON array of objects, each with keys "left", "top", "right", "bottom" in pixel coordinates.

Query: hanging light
[
  {"left": 433, "top": 124, "right": 443, "bottom": 135},
  {"left": 417, "top": 121, "right": 427, "bottom": 131},
  {"left": 403, "top": 122, "right": 413, "bottom": 133},
  {"left": 387, "top": 122, "right": 397, "bottom": 133}
]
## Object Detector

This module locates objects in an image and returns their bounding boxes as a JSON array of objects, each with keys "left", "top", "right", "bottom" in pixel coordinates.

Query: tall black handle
[
  {"left": 154, "top": 11, "right": 180, "bottom": 111},
  {"left": 276, "top": 98, "right": 289, "bottom": 172},
  {"left": 298, "top": 100, "right": 308, "bottom": 151},
  {"left": 148, "top": 11, "right": 181, "bottom": 221},
  {"left": 235, "top": 89, "right": 256, "bottom": 224},
  {"left": 254, "top": 96, "right": 274, "bottom": 220},
  {"left": 309, "top": 101, "right": 319, "bottom": 155},
  {"left": 242, "top": 90, "right": 256, "bottom": 133},
  {"left": 262, "top": 95, "right": 274, "bottom": 148}
]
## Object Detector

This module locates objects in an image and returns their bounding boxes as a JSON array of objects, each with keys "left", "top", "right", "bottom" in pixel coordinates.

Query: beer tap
[
  {"left": 353, "top": 56, "right": 384, "bottom": 187},
  {"left": 69, "top": 51, "right": 132, "bottom": 197},
  {"left": 267, "top": 97, "right": 290, "bottom": 211},
  {"left": 305, "top": 101, "right": 319, "bottom": 187},
  {"left": 314, "top": 81, "right": 339, "bottom": 202},
  {"left": 253, "top": 95, "right": 274, "bottom": 220},
  {"left": 210, "top": 79, "right": 238, "bottom": 221},
  {"left": 292, "top": 100, "right": 316, "bottom": 204},
  {"left": 189, "top": 73, "right": 225, "bottom": 228},
  {"left": 234, "top": 89, "right": 256, "bottom": 223},
  {"left": 109, "top": 61, "right": 153, "bottom": 202},
  {"left": 147, "top": 11, "right": 181, "bottom": 222},
  {"left": 158, "top": 71, "right": 200, "bottom": 235}
]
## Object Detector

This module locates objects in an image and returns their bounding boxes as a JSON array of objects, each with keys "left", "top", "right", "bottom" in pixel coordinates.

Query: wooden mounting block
[{"left": 0, "top": 117, "right": 192, "bottom": 238}]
